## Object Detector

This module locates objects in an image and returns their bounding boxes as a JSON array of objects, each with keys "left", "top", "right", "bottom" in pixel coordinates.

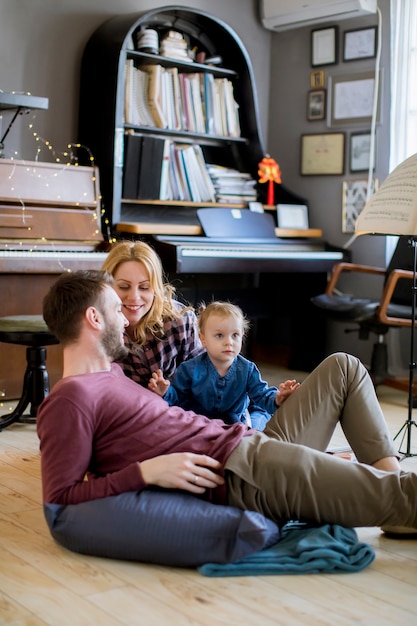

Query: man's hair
[
  {"left": 197, "top": 301, "right": 250, "bottom": 335},
  {"left": 43, "top": 270, "right": 114, "bottom": 344}
]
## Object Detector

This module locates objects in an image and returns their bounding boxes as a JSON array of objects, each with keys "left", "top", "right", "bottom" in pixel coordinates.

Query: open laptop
[{"left": 196, "top": 207, "right": 278, "bottom": 242}]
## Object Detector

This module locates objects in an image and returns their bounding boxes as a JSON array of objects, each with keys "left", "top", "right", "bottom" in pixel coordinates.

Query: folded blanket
[{"left": 198, "top": 521, "right": 375, "bottom": 576}]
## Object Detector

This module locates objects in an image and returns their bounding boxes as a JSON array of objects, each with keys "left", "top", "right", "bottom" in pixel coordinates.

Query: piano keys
[
  {"left": 149, "top": 234, "right": 348, "bottom": 274},
  {"left": 0, "top": 249, "right": 109, "bottom": 273}
]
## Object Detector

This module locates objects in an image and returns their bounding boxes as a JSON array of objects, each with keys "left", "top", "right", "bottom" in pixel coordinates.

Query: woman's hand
[{"left": 139, "top": 452, "right": 225, "bottom": 494}]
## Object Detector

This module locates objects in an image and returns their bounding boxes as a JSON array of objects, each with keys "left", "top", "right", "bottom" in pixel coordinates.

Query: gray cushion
[{"left": 43, "top": 488, "right": 280, "bottom": 567}]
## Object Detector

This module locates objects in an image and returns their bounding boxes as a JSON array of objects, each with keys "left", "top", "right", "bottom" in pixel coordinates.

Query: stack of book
[
  {"left": 206, "top": 164, "right": 258, "bottom": 204},
  {"left": 159, "top": 30, "right": 190, "bottom": 60}
]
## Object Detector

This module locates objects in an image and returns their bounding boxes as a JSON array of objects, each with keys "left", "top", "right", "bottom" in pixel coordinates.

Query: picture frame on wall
[
  {"left": 311, "top": 26, "right": 338, "bottom": 67},
  {"left": 300, "top": 132, "right": 345, "bottom": 176},
  {"left": 307, "top": 89, "right": 326, "bottom": 121},
  {"left": 350, "top": 131, "right": 375, "bottom": 172},
  {"left": 310, "top": 70, "right": 325, "bottom": 88},
  {"left": 328, "top": 71, "right": 381, "bottom": 126},
  {"left": 342, "top": 178, "right": 379, "bottom": 233},
  {"left": 343, "top": 26, "right": 377, "bottom": 62}
]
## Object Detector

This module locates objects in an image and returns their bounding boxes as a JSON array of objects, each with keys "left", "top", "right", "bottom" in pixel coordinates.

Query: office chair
[{"left": 310, "top": 236, "right": 416, "bottom": 400}]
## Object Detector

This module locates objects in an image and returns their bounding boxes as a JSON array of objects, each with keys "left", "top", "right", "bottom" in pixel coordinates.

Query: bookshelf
[{"left": 78, "top": 6, "right": 304, "bottom": 238}]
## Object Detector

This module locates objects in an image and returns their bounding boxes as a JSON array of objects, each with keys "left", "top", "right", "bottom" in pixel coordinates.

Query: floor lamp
[{"left": 355, "top": 153, "right": 417, "bottom": 459}]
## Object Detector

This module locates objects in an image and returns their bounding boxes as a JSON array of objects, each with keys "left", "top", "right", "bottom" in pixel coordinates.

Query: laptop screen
[{"left": 197, "top": 208, "right": 277, "bottom": 238}]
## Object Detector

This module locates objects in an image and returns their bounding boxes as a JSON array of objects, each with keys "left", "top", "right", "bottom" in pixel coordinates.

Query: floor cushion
[{"left": 43, "top": 488, "right": 280, "bottom": 567}]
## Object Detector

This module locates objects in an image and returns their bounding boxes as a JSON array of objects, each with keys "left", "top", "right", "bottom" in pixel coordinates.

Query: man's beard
[{"left": 101, "top": 322, "right": 129, "bottom": 361}]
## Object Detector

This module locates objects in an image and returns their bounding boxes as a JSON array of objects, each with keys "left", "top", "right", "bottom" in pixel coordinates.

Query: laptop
[{"left": 196, "top": 208, "right": 278, "bottom": 242}]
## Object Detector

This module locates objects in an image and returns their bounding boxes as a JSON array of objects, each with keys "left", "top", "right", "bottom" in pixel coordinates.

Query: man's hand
[
  {"left": 148, "top": 369, "right": 170, "bottom": 396},
  {"left": 140, "top": 452, "right": 225, "bottom": 494}
]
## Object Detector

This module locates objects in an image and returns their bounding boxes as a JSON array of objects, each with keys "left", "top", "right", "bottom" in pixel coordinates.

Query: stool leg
[
  {"left": 0, "top": 346, "right": 50, "bottom": 431},
  {"left": 28, "top": 347, "right": 50, "bottom": 417}
]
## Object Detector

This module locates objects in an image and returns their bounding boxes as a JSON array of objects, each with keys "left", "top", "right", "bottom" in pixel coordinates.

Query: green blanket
[{"left": 198, "top": 522, "right": 375, "bottom": 576}]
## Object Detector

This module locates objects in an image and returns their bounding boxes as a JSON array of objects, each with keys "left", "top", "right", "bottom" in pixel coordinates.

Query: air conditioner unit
[{"left": 260, "top": 0, "right": 377, "bottom": 32}]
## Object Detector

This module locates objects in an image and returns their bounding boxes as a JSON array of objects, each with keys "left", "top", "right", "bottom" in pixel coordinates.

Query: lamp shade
[{"left": 355, "top": 153, "right": 417, "bottom": 236}]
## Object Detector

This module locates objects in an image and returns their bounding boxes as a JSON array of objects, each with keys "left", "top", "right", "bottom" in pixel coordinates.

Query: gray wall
[{"left": 0, "top": 0, "right": 270, "bottom": 162}]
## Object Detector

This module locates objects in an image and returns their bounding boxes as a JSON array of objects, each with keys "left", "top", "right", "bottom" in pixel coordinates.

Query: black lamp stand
[{"left": 393, "top": 236, "right": 417, "bottom": 458}]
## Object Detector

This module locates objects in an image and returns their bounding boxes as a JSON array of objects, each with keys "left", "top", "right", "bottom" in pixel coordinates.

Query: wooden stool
[{"left": 0, "top": 316, "right": 59, "bottom": 431}]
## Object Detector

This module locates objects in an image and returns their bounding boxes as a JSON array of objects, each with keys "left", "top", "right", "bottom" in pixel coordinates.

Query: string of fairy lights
[{"left": 0, "top": 107, "right": 114, "bottom": 250}]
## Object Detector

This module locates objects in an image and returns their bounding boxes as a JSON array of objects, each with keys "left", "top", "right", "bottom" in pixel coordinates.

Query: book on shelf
[
  {"left": 167, "top": 143, "right": 181, "bottom": 200},
  {"left": 180, "top": 145, "right": 202, "bottom": 201},
  {"left": 179, "top": 73, "right": 197, "bottom": 133},
  {"left": 188, "top": 73, "right": 205, "bottom": 134},
  {"left": 192, "top": 144, "right": 216, "bottom": 202},
  {"left": 122, "top": 133, "right": 143, "bottom": 199},
  {"left": 172, "top": 144, "right": 192, "bottom": 201},
  {"left": 223, "top": 79, "right": 241, "bottom": 138},
  {"left": 137, "top": 135, "right": 166, "bottom": 199},
  {"left": 124, "top": 62, "right": 155, "bottom": 127},
  {"left": 159, "top": 139, "right": 172, "bottom": 201},
  {"left": 166, "top": 67, "right": 183, "bottom": 130},
  {"left": 142, "top": 64, "right": 167, "bottom": 129},
  {"left": 203, "top": 72, "right": 215, "bottom": 135},
  {"left": 135, "top": 69, "right": 155, "bottom": 127},
  {"left": 214, "top": 78, "right": 228, "bottom": 136},
  {"left": 355, "top": 154, "right": 417, "bottom": 236},
  {"left": 124, "top": 59, "right": 134, "bottom": 124},
  {"left": 214, "top": 78, "right": 241, "bottom": 138}
]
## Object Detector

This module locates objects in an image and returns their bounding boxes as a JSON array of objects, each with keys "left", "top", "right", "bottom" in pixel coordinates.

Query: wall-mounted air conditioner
[{"left": 260, "top": 0, "right": 377, "bottom": 32}]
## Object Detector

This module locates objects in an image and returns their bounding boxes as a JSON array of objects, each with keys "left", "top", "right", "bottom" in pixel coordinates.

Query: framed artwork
[
  {"left": 300, "top": 132, "right": 345, "bottom": 176},
  {"left": 342, "top": 178, "right": 379, "bottom": 233},
  {"left": 328, "top": 71, "right": 381, "bottom": 126},
  {"left": 277, "top": 203, "right": 309, "bottom": 229},
  {"left": 349, "top": 131, "right": 375, "bottom": 172},
  {"left": 307, "top": 89, "right": 326, "bottom": 121},
  {"left": 343, "top": 26, "right": 377, "bottom": 62},
  {"left": 311, "top": 26, "right": 338, "bottom": 67},
  {"left": 310, "top": 70, "right": 325, "bottom": 88}
]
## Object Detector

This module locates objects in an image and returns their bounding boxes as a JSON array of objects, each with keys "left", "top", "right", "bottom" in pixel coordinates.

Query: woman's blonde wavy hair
[{"left": 102, "top": 240, "right": 192, "bottom": 345}]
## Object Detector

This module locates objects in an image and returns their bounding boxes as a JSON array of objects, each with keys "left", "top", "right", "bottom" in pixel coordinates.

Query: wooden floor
[{"left": 1, "top": 363, "right": 417, "bottom": 625}]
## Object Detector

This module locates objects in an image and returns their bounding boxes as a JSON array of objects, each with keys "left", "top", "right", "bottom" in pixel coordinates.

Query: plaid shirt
[{"left": 116, "top": 303, "right": 204, "bottom": 388}]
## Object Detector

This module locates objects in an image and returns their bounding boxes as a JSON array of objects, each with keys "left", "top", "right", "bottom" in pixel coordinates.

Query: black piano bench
[{"left": 0, "top": 316, "right": 59, "bottom": 431}]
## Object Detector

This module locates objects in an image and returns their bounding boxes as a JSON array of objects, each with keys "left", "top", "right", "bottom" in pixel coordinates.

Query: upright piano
[{"left": 0, "top": 158, "right": 109, "bottom": 398}]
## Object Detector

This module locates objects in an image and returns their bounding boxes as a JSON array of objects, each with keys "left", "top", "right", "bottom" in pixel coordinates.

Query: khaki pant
[{"left": 225, "top": 352, "right": 417, "bottom": 529}]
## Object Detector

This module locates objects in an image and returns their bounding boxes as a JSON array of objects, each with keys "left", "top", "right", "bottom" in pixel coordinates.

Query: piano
[
  {"left": 0, "top": 158, "right": 108, "bottom": 267},
  {"left": 0, "top": 158, "right": 109, "bottom": 399}
]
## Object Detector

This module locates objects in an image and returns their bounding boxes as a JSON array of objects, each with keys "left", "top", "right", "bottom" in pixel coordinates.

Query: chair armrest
[
  {"left": 377, "top": 268, "right": 415, "bottom": 327},
  {"left": 325, "top": 262, "right": 386, "bottom": 295}
]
